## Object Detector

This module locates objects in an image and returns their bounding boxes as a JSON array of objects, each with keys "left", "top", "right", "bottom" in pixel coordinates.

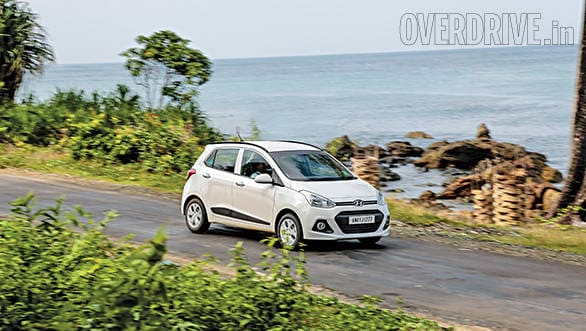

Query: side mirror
[{"left": 254, "top": 173, "right": 273, "bottom": 184}]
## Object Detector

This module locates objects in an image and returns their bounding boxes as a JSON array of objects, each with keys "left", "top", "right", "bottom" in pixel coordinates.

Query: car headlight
[
  {"left": 300, "top": 190, "right": 335, "bottom": 208},
  {"left": 377, "top": 191, "right": 386, "bottom": 206}
]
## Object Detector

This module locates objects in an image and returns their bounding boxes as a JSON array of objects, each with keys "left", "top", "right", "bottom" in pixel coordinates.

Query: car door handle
[
  {"left": 202, "top": 173, "right": 211, "bottom": 179},
  {"left": 235, "top": 181, "right": 245, "bottom": 187}
]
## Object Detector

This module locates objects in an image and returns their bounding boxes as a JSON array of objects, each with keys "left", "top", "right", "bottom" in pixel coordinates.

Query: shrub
[
  {"left": 0, "top": 195, "right": 447, "bottom": 330},
  {"left": 0, "top": 87, "right": 220, "bottom": 174}
]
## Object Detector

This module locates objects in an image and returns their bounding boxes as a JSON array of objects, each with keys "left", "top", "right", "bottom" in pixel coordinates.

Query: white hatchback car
[{"left": 181, "top": 141, "right": 390, "bottom": 247}]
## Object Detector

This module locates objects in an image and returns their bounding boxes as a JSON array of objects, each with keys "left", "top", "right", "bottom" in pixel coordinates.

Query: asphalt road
[{"left": 1, "top": 173, "right": 585, "bottom": 330}]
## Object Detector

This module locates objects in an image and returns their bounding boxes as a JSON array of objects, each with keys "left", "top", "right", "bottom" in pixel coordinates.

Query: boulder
[
  {"left": 541, "top": 166, "right": 563, "bottom": 183},
  {"left": 524, "top": 182, "right": 561, "bottom": 210},
  {"left": 363, "top": 144, "right": 388, "bottom": 158},
  {"left": 424, "top": 140, "right": 450, "bottom": 154},
  {"left": 414, "top": 125, "right": 552, "bottom": 170},
  {"left": 380, "top": 166, "right": 401, "bottom": 182},
  {"left": 386, "top": 141, "right": 424, "bottom": 157},
  {"left": 542, "top": 188, "right": 561, "bottom": 212},
  {"left": 384, "top": 188, "right": 405, "bottom": 193},
  {"left": 476, "top": 140, "right": 527, "bottom": 161},
  {"left": 406, "top": 131, "right": 433, "bottom": 139},
  {"left": 379, "top": 156, "right": 409, "bottom": 166},
  {"left": 414, "top": 142, "right": 493, "bottom": 169},
  {"left": 325, "top": 135, "right": 357, "bottom": 161},
  {"left": 414, "top": 136, "right": 546, "bottom": 170},
  {"left": 476, "top": 123, "right": 491, "bottom": 140},
  {"left": 512, "top": 154, "right": 563, "bottom": 183},
  {"left": 419, "top": 190, "right": 437, "bottom": 201},
  {"left": 513, "top": 154, "right": 546, "bottom": 178},
  {"left": 437, "top": 175, "right": 479, "bottom": 199}
]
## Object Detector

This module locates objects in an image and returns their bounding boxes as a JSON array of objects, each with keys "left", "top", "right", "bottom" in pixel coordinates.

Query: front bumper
[{"left": 299, "top": 204, "right": 391, "bottom": 241}]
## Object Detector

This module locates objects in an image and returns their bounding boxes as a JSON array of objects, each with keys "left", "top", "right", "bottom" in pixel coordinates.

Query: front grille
[
  {"left": 334, "top": 210, "right": 384, "bottom": 234},
  {"left": 335, "top": 200, "right": 378, "bottom": 207}
]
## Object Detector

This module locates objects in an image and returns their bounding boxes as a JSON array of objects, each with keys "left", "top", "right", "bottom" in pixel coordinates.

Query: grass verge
[
  {"left": 0, "top": 144, "right": 184, "bottom": 193},
  {"left": 388, "top": 199, "right": 586, "bottom": 256}
]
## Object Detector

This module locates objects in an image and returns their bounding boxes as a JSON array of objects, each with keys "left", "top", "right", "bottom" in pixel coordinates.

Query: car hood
[{"left": 289, "top": 178, "right": 378, "bottom": 201}]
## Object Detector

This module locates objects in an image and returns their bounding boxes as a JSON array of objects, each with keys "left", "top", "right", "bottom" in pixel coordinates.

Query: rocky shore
[{"left": 326, "top": 124, "right": 563, "bottom": 220}]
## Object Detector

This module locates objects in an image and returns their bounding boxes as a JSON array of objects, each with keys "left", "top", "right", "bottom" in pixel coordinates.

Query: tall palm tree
[
  {"left": 0, "top": 0, "right": 54, "bottom": 104},
  {"left": 548, "top": 4, "right": 586, "bottom": 222}
]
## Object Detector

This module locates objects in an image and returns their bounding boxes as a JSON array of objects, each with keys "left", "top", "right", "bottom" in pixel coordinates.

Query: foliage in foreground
[{"left": 0, "top": 195, "right": 445, "bottom": 330}]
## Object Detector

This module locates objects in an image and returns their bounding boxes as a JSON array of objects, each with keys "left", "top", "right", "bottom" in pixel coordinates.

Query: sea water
[{"left": 19, "top": 46, "right": 578, "bottom": 197}]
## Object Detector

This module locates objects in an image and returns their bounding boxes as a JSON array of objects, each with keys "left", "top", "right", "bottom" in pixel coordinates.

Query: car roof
[{"left": 209, "top": 140, "right": 321, "bottom": 152}]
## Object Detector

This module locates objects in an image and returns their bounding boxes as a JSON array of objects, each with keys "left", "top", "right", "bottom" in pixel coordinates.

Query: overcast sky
[{"left": 27, "top": 0, "right": 584, "bottom": 64}]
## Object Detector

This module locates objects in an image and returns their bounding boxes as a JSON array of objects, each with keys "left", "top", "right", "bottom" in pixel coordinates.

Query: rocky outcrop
[
  {"left": 512, "top": 154, "right": 563, "bottom": 184},
  {"left": 406, "top": 131, "right": 433, "bottom": 139},
  {"left": 325, "top": 135, "right": 357, "bottom": 161},
  {"left": 419, "top": 190, "right": 436, "bottom": 201},
  {"left": 363, "top": 144, "right": 387, "bottom": 158},
  {"left": 434, "top": 155, "right": 562, "bottom": 215},
  {"left": 380, "top": 166, "right": 401, "bottom": 182},
  {"left": 414, "top": 141, "right": 493, "bottom": 169},
  {"left": 386, "top": 141, "right": 424, "bottom": 157},
  {"left": 541, "top": 166, "right": 563, "bottom": 183},
  {"left": 379, "top": 156, "right": 408, "bottom": 167},
  {"left": 413, "top": 125, "right": 563, "bottom": 184},
  {"left": 437, "top": 175, "right": 477, "bottom": 200},
  {"left": 414, "top": 139, "right": 535, "bottom": 170},
  {"left": 425, "top": 140, "right": 450, "bottom": 152},
  {"left": 476, "top": 140, "right": 527, "bottom": 161}
]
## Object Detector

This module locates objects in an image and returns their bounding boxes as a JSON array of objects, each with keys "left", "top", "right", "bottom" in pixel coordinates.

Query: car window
[
  {"left": 270, "top": 150, "right": 354, "bottom": 181},
  {"left": 241, "top": 150, "right": 272, "bottom": 179},
  {"left": 209, "top": 148, "right": 239, "bottom": 173},
  {"left": 204, "top": 150, "right": 216, "bottom": 167}
]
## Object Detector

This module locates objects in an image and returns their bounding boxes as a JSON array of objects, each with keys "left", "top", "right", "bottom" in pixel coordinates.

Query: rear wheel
[
  {"left": 359, "top": 236, "right": 381, "bottom": 246},
  {"left": 185, "top": 198, "right": 210, "bottom": 233},
  {"left": 277, "top": 213, "right": 302, "bottom": 248}
]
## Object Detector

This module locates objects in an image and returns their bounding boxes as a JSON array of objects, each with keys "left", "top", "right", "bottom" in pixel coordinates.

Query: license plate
[{"left": 349, "top": 215, "right": 375, "bottom": 225}]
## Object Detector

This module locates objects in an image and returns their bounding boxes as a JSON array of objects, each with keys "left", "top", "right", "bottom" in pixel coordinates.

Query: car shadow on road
[
  {"left": 304, "top": 240, "right": 388, "bottom": 252},
  {"left": 207, "top": 225, "right": 396, "bottom": 252}
]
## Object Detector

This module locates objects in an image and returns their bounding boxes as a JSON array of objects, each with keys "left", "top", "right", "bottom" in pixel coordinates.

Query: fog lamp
[{"left": 312, "top": 219, "right": 334, "bottom": 233}]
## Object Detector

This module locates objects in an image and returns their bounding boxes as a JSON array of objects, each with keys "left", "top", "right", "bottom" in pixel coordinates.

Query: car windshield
[{"left": 270, "top": 150, "right": 355, "bottom": 181}]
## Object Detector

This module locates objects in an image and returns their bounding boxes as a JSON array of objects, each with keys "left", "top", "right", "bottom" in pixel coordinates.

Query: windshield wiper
[{"left": 307, "top": 176, "right": 354, "bottom": 181}]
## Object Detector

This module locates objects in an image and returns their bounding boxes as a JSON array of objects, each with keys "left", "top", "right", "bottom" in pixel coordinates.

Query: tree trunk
[
  {"left": 547, "top": 5, "right": 586, "bottom": 223},
  {"left": 0, "top": 66, "right": 22, "bottom": 104}
]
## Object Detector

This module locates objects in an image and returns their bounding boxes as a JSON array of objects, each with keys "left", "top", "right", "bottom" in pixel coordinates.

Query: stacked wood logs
[
  {"left": 472, "top": 187, "right": 493, "bottom": 224},
  {"left": 351, "top": 146, "right": 380, "bottom": 188},
  {"left": 471, "top": 162, "right": 529, "bottom": 225},
  {"left": 491, "top": 170, "right": 526, "bottom": 225}
]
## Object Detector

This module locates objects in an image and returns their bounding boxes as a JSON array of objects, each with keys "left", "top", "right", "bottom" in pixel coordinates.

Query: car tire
[
  {"left": 184, "top": 198, "right": 210, "bottom": 234},
  {"left": 359, "top": 236, "right": 381, "bottom": 246},
  {"left": 276, "top": 213, "right": 303, "bottom": 248}
]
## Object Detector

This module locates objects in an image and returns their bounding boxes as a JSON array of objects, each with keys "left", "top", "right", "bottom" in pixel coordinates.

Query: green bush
[
  {"left": 0, "top": 195, "right": 447, "bottom": 330},
  {"left": 0, "top": 86, "right": 219, "bottom": 175}
]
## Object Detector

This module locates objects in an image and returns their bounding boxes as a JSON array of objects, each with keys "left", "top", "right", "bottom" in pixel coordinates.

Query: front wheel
[
  {"left": 277, "top": 213, "right": 303, "bottom": 248},
  {"left": 359, "top": 237, "right": 381, "bottom": 246},
  {"left": 185, "top": 198, "right": 210, "bottom": 234}
]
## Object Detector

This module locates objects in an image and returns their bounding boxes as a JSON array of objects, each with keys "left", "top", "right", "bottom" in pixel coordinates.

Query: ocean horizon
[{"left": 19, "top": 45, "right": 579, "bottom": 197}]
